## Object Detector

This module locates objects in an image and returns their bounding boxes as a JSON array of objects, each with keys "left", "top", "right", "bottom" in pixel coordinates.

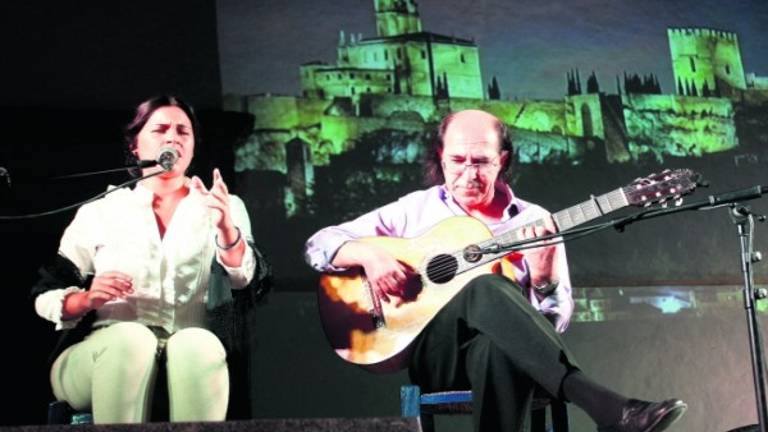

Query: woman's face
[{"left": 134, "top": 105, "right": 195, "bottom": 178}]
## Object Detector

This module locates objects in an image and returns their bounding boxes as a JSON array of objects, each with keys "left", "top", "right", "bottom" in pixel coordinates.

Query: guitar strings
[
  {"left": 418, "top": 220, "right": 617, "bottom": 282},
  {"left": 417, "top": 236, "right": 548, "bottom": 280}
]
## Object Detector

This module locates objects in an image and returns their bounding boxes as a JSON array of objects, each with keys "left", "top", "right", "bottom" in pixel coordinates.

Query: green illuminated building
[
  {"left": 300, "top": 0, "right": 483, "bottom": 100},
  {"left": 668, "top": 28, "right": 746, "bottom": 97}
]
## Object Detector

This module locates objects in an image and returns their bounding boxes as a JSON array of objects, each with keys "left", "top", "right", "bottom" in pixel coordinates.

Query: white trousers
[{"left": 50, "top": 322, "right": 229, "bottom": 424}]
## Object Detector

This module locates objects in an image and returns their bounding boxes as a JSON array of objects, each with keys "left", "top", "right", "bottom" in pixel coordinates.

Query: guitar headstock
[{"left": 625, "top": 169, "right": 701, "bottom": 207}]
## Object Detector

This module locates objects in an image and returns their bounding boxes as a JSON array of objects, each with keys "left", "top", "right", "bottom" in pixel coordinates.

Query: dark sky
[{"left": 217, "top": 0, "right": 768, "bottom": 100}]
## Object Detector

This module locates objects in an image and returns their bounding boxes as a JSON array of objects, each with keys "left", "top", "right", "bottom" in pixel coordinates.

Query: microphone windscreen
[{"left": 157, "top": 147, "right": 179, "bottom": 171}]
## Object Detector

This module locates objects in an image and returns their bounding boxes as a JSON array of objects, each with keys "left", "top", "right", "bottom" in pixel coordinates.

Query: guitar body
[{"left": 317, "top": 216, "right": 507, "bottom": 373}]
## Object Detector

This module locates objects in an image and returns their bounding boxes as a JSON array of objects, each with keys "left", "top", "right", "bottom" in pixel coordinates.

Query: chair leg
[
  {"left": 401, "top": 385, "right": 422, "bottom": 417},
  {"left": 419, "top": 413, "right": 436, "bottom": 432},
  {"left": 47, "top": 401, "right": 72, "bottom": 425},
  {"left": 47, "top": 401, "right": 93, "bottom": 425},
  {"left": 530, "top": 406, "right": 546, "bottom": 432},
  {"left": 551, "top": 399, "right": 570, "bottom": 432}
]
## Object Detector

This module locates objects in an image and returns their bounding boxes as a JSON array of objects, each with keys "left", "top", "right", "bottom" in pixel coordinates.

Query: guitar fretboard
[
  {"left": 453, "top": 186, "right": 630, "bottom": 270},
  {"left": 552, "top": 187, "right": 629, "bottom": 232}
]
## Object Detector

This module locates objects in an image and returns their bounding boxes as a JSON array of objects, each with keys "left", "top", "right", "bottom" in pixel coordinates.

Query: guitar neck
[
  {"left": 552, "top": 186, "right": 630, "bottom": 232},
  {"left": 473, "top": 186, "right": 630, "bottom": 264}
]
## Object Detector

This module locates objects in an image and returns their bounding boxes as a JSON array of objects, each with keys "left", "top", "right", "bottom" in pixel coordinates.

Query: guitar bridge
[{"left": 370, "top": 312, "right": 386, "bottom": 329}]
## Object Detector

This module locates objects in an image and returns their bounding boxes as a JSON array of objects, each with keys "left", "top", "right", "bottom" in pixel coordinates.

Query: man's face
[{"left": 440, "top": 110, "right": 507, "bottom": 211}]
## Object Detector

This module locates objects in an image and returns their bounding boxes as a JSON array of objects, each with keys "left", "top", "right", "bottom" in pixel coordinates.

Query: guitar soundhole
[{"left": 426, "top": 254, "right": 458, "bottom": 284}]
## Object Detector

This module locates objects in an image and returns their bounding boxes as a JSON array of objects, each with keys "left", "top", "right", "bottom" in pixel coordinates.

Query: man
[{"left": 305, "top": 109, "right": 687, "bottom": 432}]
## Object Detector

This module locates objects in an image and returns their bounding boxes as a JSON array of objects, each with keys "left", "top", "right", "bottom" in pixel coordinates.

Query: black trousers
[{"left": 408, "top": 274, "right": 578, "bottom": 432}]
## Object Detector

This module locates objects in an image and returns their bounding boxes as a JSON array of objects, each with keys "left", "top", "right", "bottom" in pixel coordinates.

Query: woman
[{"left": 32, "top": 96, "right": 270, "bottom": 423}]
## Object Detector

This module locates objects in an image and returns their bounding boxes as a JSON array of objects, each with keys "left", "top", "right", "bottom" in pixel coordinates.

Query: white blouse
[{"left": 35, "top": 182, "right": 256, "bottom": 333}]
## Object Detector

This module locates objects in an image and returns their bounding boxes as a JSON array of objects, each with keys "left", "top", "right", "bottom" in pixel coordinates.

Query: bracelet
[{"left": 216, "top": 226, "right": 242, "bottom": 250}]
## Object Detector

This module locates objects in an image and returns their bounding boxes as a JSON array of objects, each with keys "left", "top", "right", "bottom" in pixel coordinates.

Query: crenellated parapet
[
  {"left": 667, "top": 27, "right": 739, "bottom": 41},
  {"left": 667, "top": 26, "right": 746, "bottom": 97}
]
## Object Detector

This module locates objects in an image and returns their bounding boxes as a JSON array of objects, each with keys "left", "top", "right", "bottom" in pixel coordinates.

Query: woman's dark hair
[
  {"left": 124, "top": 95, "right": 200, "bottom": 176},
  {"left": 423, "top": 111, "right": 514, "bottom": 186}
]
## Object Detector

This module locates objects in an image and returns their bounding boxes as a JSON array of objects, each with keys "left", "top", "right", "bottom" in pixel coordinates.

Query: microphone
[
  {"left": 156, "top": 147, "right": 179, "bottom": 172},
  {"left": 707, "top": 185, "right": 767, "bottom": 207}
]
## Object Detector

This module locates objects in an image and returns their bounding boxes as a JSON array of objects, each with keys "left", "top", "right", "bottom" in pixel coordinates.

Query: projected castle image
[
  {"left": 225, "top": 0, "right": 768, "bottom": 322},
  {"left": 226, "top": 1, "right": 767, "bottom": 216}
]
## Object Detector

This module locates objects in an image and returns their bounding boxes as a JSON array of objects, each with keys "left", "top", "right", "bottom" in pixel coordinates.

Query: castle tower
[
  {"left": 374, "top": 0, "right": 422, "bottom": 37},
  {"left": 668, "top": 28, "right": 746, "bottom": 97}
]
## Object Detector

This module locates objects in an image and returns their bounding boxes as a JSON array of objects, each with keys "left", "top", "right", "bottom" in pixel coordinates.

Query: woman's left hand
[{"left": 191, "top": 168, "right": 238, "bottom": 242}]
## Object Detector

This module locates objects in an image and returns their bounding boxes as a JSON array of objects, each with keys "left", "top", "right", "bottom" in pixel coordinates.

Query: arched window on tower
[
  {"left": 690, "top": 57, "right": 696, "bottom": 72},
  {"left": 460, "top": 53, "right": 466, "bottom": 63},
  {"left": 725, "top": 64, "right": 731, "bottom": 75}
]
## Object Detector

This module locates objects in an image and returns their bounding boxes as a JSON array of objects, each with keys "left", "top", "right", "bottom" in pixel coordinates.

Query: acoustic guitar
[{"left": 317, "top": 169, "right": 699, "bottom": 372}]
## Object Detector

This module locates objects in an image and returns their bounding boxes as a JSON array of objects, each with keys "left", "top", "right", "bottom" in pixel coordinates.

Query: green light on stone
[{"left": 758, "top": 299, "right": 768, "bottom": 314}]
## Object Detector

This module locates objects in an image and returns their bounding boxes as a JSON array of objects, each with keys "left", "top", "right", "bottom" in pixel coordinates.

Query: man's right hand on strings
[{"left": 332, "top": 241, "right": 412, "bottom": 306}]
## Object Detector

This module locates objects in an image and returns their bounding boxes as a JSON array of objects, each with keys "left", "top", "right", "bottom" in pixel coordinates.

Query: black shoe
[{"left": 597, "top": 399, "right": 688, "bottom": 432}]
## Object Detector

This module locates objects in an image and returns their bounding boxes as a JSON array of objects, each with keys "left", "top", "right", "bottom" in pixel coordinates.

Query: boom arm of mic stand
[
  {"left": 480, "top": 185, "right": 767, "bottom": 256},
  {"left": 51, "top": 162, "right": 158, "bottom": 180},
  {"left": 613, "top": 185, "right": 767, "bottom": 232},
  {"left": 0, "top": 170, "right": 165, "bottom": 220}
]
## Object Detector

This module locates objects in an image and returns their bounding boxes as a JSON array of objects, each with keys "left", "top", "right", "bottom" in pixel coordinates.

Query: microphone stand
[
  {"left": 50, "top": 160, "right": 159, "bottom": 179},
  {"left": 0, "top": 161, "right": 164, "bottom": 220},
  {"left": 731, "top": 204, "right": 768, "bottom": 432},
  {"left": 482, "top": 185, "right": 768, "bottom": 431}
]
